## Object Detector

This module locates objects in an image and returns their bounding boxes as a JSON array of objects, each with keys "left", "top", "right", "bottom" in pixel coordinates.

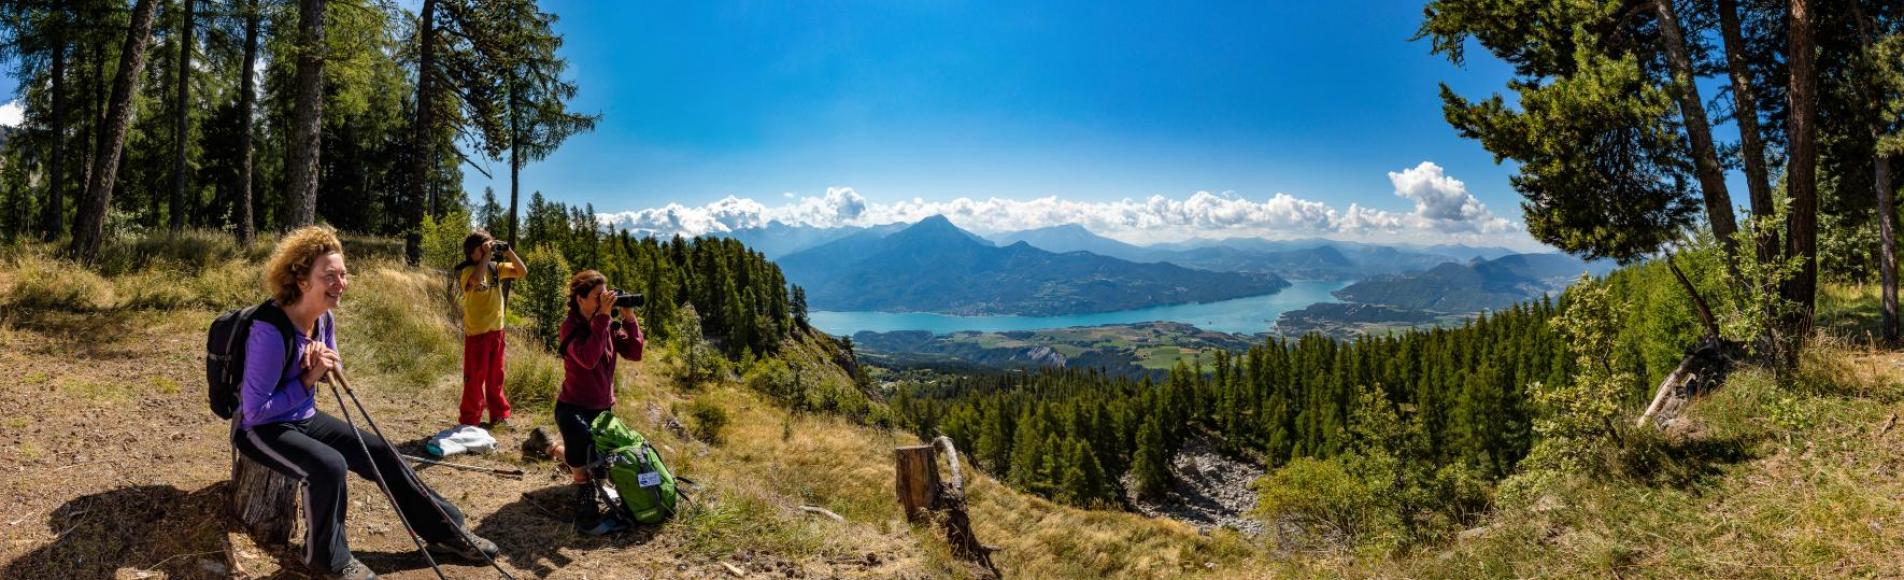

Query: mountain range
[
  {"left": 685, "top": 218, "right": 1587, "bottom": 322},
  {"left": 710, "top": 220, "right": 1517, "bottom": 280},
  {"left": 1331, "top": 252, "right": 1616, "bottom": 313},
  {"left": 776, "top": 216, "right": 1291, "bottom": 316}
]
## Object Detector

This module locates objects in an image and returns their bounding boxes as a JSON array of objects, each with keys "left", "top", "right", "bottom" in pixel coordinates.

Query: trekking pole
[
  {"left": 323, "top": 377, "right": 449, "bottom": 580},
  {"left": 402, "top": 454, "right": 527, "bottom": 478},
  {"left": 331, "top": 369, "right": 518, "bottom": 580}
]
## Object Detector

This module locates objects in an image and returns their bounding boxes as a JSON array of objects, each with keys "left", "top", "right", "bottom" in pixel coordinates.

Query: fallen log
[{"left": 1636, "top": 339, "right": 1732, "bottom": 429}]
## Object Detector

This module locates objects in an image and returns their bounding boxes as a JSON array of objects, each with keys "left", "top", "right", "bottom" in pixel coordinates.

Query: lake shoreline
[{"left": 809, "top": 279, "right": 1354, "bottom": 336}]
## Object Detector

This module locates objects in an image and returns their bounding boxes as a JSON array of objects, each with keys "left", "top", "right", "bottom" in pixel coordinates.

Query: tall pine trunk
[
  {"left": 171, "top": 0, "right": 193, "bottom": 231},
  {"left": 70, "top": 0, "right": 160, "bottom": 263},
  {"left": 1878, "top": 156, "right": 1899, "bottom": 342},
  {"left": 405, "top": 0, "right": 437, "bottom": 266},
  {"left": 236, "top": 0, "right": 259, "bottom": 244},
  {"left": 1655, "top": 0, "right": 1739, "bottom": 254},
  {"left": 1850, "top": 1, "right": 1899, "bottom": 344},
  {"left": 42, "top": 26, "right": 64, "bottom": 242},
  {"left": 283, "top": 0, "right": 326, "bottom": 229},
  {"left": 1718, "top": 0, "right": 1776, "bottom": 260},
  {"left": 83, "top": 38, "right": 103, "bottom": 194},
  {"left": 508, "top": 78, "right": 520, "bottom": 247},
  {"left": 1782, "top": 0, "right": 1820, "bottom": 359}
]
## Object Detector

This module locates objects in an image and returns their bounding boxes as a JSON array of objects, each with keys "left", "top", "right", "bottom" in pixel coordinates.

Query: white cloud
[
  {"left": 0, "top": 101, "right": 22, "bottom": 127},
  {"left": 1386, "top": 161, "right": 1515, "bottom": 234},
  {"left": 598, "top": 162, "right": 1538, "bottom": 249}
]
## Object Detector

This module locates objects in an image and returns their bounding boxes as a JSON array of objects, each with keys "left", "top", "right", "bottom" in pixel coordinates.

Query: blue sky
[
  {"left": 476, "top": 0, "right": 1544, "bottom": 246},
  {"left": 0, "top": 0, "right": 1550, "bottom": 246}
]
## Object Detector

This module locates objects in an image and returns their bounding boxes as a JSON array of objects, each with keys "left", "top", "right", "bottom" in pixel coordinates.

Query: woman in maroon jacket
[{"left": 553, "top": 270, "right": 645, "bottom": 531}]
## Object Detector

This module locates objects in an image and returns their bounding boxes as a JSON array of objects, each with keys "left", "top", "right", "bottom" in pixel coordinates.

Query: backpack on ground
[
  {"left": 205, "top": 301, "right": 298, "bottom": 419},
  {"left": 589, "top": 412, "right": 682, "bottom": 524}
]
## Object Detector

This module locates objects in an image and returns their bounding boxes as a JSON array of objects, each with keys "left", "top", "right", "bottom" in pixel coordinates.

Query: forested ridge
[{"left": 893, "top": 296, "right": 1571, "bottom": 506}]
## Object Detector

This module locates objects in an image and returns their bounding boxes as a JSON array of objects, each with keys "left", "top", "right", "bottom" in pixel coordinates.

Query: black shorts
[{"left": 553, "top": 401, "right": 609, "bottom": 471}]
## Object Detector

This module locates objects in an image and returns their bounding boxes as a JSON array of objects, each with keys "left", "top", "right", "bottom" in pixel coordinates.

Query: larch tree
[
  {"left": 70, "top": 0, "right": 161, "bottom": 262},
  {"left": 281, "top": 0, "right": 325, "bottom": 229}
]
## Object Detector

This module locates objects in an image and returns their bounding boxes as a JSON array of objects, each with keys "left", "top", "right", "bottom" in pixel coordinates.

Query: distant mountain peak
[
  {"left": 1040, "top": 223, "right": 1093, "bottom": 234},
  {"left": 890, "top": 215, "right": 993, "bottom": 247},
  {"left": 914, "top": 214, "right": 957, "bottom": 228}
]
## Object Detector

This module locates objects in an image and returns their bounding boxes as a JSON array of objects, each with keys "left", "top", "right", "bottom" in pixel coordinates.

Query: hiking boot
[
  {"left": 486, "top": 417, "right": 511, "bottom": 432},
  {"left": 572, "top": 483, "right": 599, "bottom": 532},
  {"left": 326, "top": 558, "right": 377, "bottom": 580},
  {"left": 426, "top": 528, "right": 500, "bottom": 562}
]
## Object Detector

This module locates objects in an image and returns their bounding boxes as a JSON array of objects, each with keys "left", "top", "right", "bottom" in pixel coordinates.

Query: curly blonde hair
[{"left": 263, "top": 225, "right": 344, "bottom": 305}]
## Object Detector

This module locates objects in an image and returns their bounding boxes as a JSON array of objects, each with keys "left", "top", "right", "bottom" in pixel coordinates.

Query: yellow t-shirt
[{"left": 460, "top": 261, "right": 524, "bottom": 336}]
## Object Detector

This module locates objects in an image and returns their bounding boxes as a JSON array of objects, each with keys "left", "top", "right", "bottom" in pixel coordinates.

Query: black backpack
[{"left": 206, "top": 301, "right": 301, "bottom": 420}]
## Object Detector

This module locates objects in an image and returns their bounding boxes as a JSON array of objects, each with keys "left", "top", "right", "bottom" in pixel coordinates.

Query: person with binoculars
[
  {"left": 231, "top": 226, "right": 498, "bottom": 580},
  {"left": 552, "top": 270, "right": 646, "bottom": 531},
  {"left": 454, "top": 230, "right": 526, "bottom": 429}
]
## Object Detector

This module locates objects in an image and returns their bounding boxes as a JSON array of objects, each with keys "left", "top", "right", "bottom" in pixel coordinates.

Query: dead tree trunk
[
  {"left": 229, "top": 420, "right": 301, "bottom": 547},
  {"left": 1637, "top": 340, "right": 1732, "bottom": 429},
  {"left": 895, "top": 438, "right": 999, "bottom": 578}
]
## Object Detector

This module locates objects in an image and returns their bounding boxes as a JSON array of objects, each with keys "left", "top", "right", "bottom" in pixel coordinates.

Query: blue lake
[{"left": 808, "top": 279, "right": 1353, "bottom": 336}]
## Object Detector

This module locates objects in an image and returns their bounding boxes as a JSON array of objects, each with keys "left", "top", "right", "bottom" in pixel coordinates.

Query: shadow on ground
[
  {"left": 2, "top": 484, "right": 230, "bottom": 580},
  {"left": 471, "top": 485, "right": 661, "bottom": 578}
]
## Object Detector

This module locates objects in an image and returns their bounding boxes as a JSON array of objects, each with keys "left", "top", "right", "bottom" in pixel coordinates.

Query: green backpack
[{"left": 589, "top": 412, "right": 681, "bottom": 524}]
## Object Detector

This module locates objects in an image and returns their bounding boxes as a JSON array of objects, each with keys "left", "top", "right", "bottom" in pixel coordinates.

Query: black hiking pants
[
  {"left": 233, "top": 411, "right": 467, "bottom": 573},
  {"left": 553, "top": 401, "right": 609, "bottom": 473}
]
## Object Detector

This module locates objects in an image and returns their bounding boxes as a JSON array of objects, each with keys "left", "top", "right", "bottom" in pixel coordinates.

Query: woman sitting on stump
[
  {"left": 553, "top": 269, "right": 645, "bottom": 532},
  {"left": 229, "top": 226, "right": 500, "bottom": 580}
]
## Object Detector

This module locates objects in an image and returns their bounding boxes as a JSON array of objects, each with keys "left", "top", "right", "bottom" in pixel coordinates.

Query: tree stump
[
  {"left": 894, "top": 445, "right": 940, "bottom": 524},
  {"left": 229, "top": 421, "right": 302, "bottom": 548},
  {"left": 895, "top": 438, "right": 999, "bottom": 578}
]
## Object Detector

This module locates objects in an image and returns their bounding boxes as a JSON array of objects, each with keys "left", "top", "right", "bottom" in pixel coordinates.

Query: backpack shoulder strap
[{"left": 250, "top": 301, "right": 300, "bottom": 384}]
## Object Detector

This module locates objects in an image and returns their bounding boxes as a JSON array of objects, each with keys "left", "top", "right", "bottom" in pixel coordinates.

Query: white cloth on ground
[{"left": 425, "top": 424, "right": 497, "bottom": 457}]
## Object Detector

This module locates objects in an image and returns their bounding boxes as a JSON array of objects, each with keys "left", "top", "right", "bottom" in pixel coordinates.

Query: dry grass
[{"left": 1343, "top": 325, "right": 1904, "bottom": 578}]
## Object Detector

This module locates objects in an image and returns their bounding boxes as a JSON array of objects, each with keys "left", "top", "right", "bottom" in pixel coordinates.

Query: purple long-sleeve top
[
  {"left": 558, "top": 312, "right": 644, "bottom": 410},
  {"left": 238, "top": 312, "right": 335, "bottom": 430}
]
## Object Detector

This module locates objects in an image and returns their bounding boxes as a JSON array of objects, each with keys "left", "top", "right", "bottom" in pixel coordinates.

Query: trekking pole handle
[{"left": 328, "top": 368, "right": 353, "bottom": 393}]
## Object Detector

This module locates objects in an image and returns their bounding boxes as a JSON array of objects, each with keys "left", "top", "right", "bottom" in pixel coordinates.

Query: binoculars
[{"left": 610, "top": 289, "right": 645, "bottom": 309}]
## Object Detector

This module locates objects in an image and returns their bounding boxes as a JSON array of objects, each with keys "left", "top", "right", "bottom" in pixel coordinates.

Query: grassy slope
[
  {"left": 1321, "top": 284, "right": 1904, "bottom": 578},
  {"left": 4, "top": 234, "right": 1901, "bottom": 578}
]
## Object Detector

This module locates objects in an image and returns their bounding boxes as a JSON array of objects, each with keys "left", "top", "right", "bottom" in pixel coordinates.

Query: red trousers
[{"left": 460, "top": 331, "right": 510, "bottom": 426}]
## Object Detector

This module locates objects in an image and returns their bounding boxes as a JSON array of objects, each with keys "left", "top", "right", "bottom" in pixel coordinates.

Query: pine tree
[
  {"left": 1007, "top": 410, "right": 1045, "bottom": 492},
  {"left": 1058, "top": 437, "right": 1108, "bottom": 507},
  {"left": 1131, "top": 414, "right": 1172, "bottom": 500},
  {"left": 975, "top": 403, "right": 1013, "bottom": 476}
]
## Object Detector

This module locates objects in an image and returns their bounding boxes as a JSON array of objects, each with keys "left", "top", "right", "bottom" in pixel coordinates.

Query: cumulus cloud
[
  {"left": 0, "top": 101, "right": 21, "bottom": 127},
  {"left": 1387, "top": 161, "right": 1514, "bottom": 234},
  {"left": 598, "top": 187, "right": 873, "bottom": 235},
  {"left": 598, "top": 162, "right": 1536, "bottom": 248}
]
